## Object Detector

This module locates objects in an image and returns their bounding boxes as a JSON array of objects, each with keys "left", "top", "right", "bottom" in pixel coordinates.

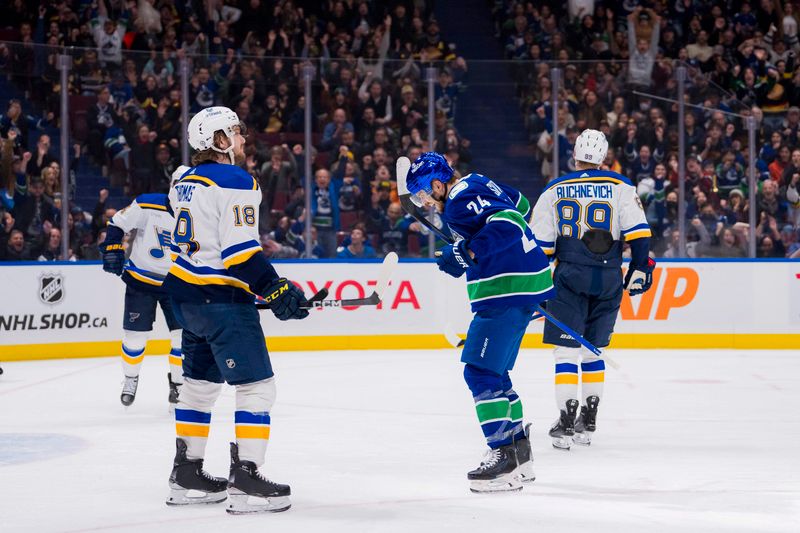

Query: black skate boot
[
  {"left": 227, "top": 442, "right": 291, "bottom": 514},
  {"left": 549, "top": 399, "right": 579, "bottom": 450},
  {"left": 166, "top": 438, "right": 228, "bottom": 506},
  {"left": 513, "top": 423, "right": 535, "bottom": 483},
  {"left": 574, "top": 395, "right": 600, "bottom": 446},
  {"left": 467, "top": 442, "right": 522, "bottom": 493},
  {"left": 120, "top": 376, "right": 139, "bottom": 406},
  {"left": 167, "top": 373, "right": 181, "bottom": 407}
]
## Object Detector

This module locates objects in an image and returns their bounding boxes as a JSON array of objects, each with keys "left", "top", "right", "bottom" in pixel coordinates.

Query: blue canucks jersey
[{"left": 444, "top": 173, "right": 555, "bottom": 312}]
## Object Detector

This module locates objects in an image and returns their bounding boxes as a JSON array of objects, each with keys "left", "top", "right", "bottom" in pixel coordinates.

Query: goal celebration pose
[{"left": 405, "top": 152, "right": 555, "bottom": 493}]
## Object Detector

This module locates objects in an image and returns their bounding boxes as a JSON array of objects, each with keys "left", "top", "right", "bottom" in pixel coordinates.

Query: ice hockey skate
[
  {"left": 120, "top": 376, "right": 139, "bottom": 406},
  {"left": 467, "top": 443, "right": 522, "bottom": 493},
  {"left": 226, "top": 442, "right": 291, "bottom": 514},
  {"left": 549, "top": 399, "right": 579, "bottom": 450},
  {"left": 514, "top": 423, "right": 535, "bottom": 483},
  {"left": 167, "top": 373, "right": 181, "bottom": 408},
  {"left": 574, "top": 396, "right": 600, "bottom": 446},
  {"left": 165, "top": 438, "right": 227, "bottom": 506}
]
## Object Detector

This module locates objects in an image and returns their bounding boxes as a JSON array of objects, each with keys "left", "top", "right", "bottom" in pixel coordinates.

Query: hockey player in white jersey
[
  {"left": 101, "top": 165, "right": 190, "bottom": 408},
  {"left": 162, "top": 106, "right": 309, "bottom": 514},
  {"left": 531, "top": 129, "right": 655, "bottom": 449}
]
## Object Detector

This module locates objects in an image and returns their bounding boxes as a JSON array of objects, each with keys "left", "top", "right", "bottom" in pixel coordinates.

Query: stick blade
[
  {"left": 443, "top": 322, "right": 465, "bottom": 348},
  {"left": 374, "top": 252, "right": 398, "bottom": 300},
  {"left": 396, "top": 157, "right": 411, "bottom": 195}
]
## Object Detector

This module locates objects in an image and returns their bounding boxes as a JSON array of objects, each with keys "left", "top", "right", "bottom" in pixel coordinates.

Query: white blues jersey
[
  {"left": 531, "top": 169, "right": 651, "bottom": 257},
  {"left": 164, "top": 162, "right": 267, "bottom": 303},
  {"left": 108, "top": 193, "right": 174, "bottom": 289}
]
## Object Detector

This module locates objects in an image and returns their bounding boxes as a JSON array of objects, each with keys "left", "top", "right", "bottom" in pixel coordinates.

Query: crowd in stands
[
  {"left": 0, "top": 0, "right": 468, "bottom": 261},
  {"left": 495, "top": 0, "right": 800, "bottom": 258},
  {"left": 3, "top": 0, "right": 800, "bottom": 260}
]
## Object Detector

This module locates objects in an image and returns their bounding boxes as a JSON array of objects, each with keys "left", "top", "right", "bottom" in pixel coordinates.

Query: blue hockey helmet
[{"left": 406, "top": 152, "right": 454, "bottom": 201}]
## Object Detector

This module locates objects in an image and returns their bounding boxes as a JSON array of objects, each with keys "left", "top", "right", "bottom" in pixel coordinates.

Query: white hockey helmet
[
  {"left": 171, "top": 165, "right": 191, "bottom": 188},
  {"left": 187, "top": 106, "right": 243, "bottom": 164},
  {"left": 573, "top": 128, "right": 608, "bottom": 166}
]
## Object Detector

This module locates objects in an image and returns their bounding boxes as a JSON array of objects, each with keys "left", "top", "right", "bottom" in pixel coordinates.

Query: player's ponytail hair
[{"left": 190, "top": 130, "right": 230, "bottom": 166}]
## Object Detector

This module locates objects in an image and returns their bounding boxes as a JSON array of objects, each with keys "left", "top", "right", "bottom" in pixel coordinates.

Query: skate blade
[
  {"left": 515, "top": 462, "right": 536, "bottom": 484},
  {"left": 469, "top": 473, "right": 523, "bottom": 494},
  {"left": 550, "top": 436, "right": 573, "bottom": 450},
  {"left": 573, "top": 432, "right": 593, "bottom": 446},
  {"left": 166, "top": 487, "right": 227, "bottom": 506},
  {"left": 226, "top": 493, "right": 291, "bottom": 514}
]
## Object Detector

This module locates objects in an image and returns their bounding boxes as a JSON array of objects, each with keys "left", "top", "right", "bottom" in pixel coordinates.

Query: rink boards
[{"left": 0, "top": 259, "right": 798, "bottom": 360}]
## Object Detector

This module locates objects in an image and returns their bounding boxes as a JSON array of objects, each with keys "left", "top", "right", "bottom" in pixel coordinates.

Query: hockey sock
[
  {"left": 175, "top": 378, "right": 222, "bottom": 460},
  {"left": 464, "top": 364, "right": 515, "bottom": 449},
  {"left": 501, "top": 372, "right": 525, "bottom": 440},
  {"left": 168, "top": 329, "right": 184, "bottom": 385},
  {"left": 554, "top": 346, "right": 581, "bottom": 411},
  {"left": 121, "top": 331, "right": 148, "bottom": 378},
  {"left": 580, "top": 346, "right": 605, "bottom": 402},
  {"left": 234, "top": 378, "right": 276, "bottom": 467}
]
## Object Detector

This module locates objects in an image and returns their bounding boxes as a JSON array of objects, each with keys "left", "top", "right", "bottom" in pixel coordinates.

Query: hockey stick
[
  {"left": 255, "top": 286, "right": 328, "bottom": 310},
  {"left": 396, "top": 157, "right": 452, "bottom": 241},
  {"left": 303, "top": 251, "right": 398, "bottom": 308},
  {"left": 257, "top": 252, "right": 399, "bottom": 310},
  {"left": 396, "top": 155, "right": 605, "bottom": 356}
]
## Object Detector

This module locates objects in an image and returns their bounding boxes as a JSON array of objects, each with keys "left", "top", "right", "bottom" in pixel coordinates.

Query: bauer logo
[{"left": 38, "top": 273, "right": 64, "bottom": 305}]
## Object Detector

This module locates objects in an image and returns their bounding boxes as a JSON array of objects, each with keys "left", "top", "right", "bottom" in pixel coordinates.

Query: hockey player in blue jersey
[
  {"left": 405, "top": 152, "right": 556, "bottom": 493},
  {"left": 531, "top": 129, "right": 655, "bottom": 450},
  {"left": 101, "top": 165, "right": 190, "bottom": 408},
  {"left": 162, "top": 107, "right": 309, "bottom": 514}
]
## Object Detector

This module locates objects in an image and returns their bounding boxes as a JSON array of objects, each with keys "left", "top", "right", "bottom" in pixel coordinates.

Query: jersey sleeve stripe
[
  {"left": 127, "top": 270, "right": 164, "bottom": 286},
  {"left": 125, "top": 260, "right": 166, "bottom": 283},
  {"left": 624, "top": 229, "right": 652, "bottom": 241},
  {"left": 486, "top": 209, "right": 528, "bottom": 233},
  {"left": 534, "top": 238, "right": 555, "bottom": 248},
  {"left": 515, "top": 194, "right": 531, "bottom": 218},
  {"left": 621, "top": 223, "right": 651, "bottom": 235},
  {"left": 221, "top": 240, "right": 262, "bottom": 260},
  {"left": 137, "top": 202, "right": 168, "bottom": 211},
  {"left": 222, "top": 247, "right": 262, "bottom": 268}
]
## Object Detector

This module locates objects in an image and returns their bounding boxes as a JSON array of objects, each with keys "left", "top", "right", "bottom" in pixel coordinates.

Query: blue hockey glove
[
  {"left": 102, "top": 243, "right": 125, "bottom": 276},
  {"left": 624, "top": 256, "right": 656, "bottom": 296},
  {"left": 262, "top": 278, "right": 310, "bottom": 320},
  {"left": 436, "top": 240, "right": 476, "bottom": 278}
]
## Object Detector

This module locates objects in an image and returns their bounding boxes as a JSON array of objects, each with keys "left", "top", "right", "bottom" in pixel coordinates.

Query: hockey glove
[
  {"left": 436, "top": 240, "right": 476, "bottom": 278},
  {"left": 102, "top": 243, "right": 125, "bottom": 276},
  {"left": 261, "top": 278, "right": 310, "bottom": 321},
  {"left": 624, "top": 256, "right": 656, "bottom": 296}
]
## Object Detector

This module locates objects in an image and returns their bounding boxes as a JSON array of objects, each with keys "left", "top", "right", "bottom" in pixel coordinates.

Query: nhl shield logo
[
  {"left": 226, "top": 359, "right": 236, "bottom": 369},
  {"left": 39, "top": 273, "right": 65, "bottom": 305}
]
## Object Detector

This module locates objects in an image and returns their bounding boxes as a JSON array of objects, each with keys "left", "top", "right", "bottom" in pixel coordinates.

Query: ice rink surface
[{"left": 1, "top": 348, "right": 799, "bottom": 533}]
